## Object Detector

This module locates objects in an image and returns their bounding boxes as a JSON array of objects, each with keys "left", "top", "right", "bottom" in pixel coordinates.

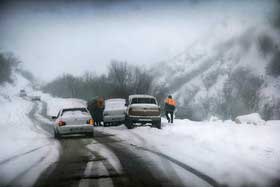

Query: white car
[
  {"left": 53, "top": 107, "right": 94, "bottom": 138},
  {"left": 103, "top": 98, "right": 126, "bottom": 126}
]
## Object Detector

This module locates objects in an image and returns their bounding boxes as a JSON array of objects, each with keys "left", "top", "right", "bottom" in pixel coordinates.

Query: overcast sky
[{"left": 0, "top": 0, "right": 277, "bottom": 81}]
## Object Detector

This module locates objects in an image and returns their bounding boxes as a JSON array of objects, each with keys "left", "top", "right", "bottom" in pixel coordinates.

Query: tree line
[
  {"left": 42, "top": 60, "right": 168, "bottom": 104},
  {"left": 0, "top": 52, "right": 21, "bottom": 84}
]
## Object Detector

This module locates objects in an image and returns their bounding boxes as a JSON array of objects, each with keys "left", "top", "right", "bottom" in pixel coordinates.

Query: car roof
[{"left": 105, "top": 98, "right": 125, "bottom": 102}]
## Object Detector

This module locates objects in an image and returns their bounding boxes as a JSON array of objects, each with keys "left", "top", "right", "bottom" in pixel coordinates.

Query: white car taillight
[
  {"left": 58, "top": 120, "right": 66, "bottom": 126},
  {"left": 87, "top": 119, "right": 94, "bottom": 125}
]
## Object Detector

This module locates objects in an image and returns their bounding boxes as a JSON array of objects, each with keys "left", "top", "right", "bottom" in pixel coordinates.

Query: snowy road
[
  {"left": 34, "top": 134, "right": 222, "bottom": 187},
  {"left": 0, "top": 99, "right": 59, "bottom": 187},
  {"left": 33, "top": 101, "right": 219, "bottom": 187},
  {"left": 35, "top": 131, "right": 184, "bottom": 187},
  {"left": 1, "top": 93, "right": 279, "bottom": 187}
]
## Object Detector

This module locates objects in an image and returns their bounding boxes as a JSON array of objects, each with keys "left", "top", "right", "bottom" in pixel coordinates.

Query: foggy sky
[{"left": 0, "top": 0, "right": 276, "bottom": 81}]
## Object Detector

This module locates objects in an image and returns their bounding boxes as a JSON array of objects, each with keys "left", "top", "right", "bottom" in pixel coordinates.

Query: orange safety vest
[{"left": 165, "top": 98, "right": 176, "bottom": 106}]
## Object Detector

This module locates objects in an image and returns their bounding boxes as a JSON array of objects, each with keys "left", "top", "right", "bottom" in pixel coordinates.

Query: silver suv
[{"left": 125, "top": 95, "right": 161, "bottom": 129}]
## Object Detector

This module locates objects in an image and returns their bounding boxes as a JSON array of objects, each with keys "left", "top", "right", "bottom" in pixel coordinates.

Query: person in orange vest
[{"left": 164, "top": 95, "right": 176, "bottom": 123}]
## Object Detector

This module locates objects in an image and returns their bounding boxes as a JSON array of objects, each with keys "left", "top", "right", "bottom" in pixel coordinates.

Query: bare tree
[
  {"left": 0, "top": 52, "right": 21, "bottom": 84},
  {"left": 107, "top": 60, "right": 132, "bottom": 97}
]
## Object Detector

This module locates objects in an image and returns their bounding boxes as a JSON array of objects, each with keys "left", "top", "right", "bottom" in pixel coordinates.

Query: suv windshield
[{"left": 131, "top": 98, "right": 156, "bottom": 104}]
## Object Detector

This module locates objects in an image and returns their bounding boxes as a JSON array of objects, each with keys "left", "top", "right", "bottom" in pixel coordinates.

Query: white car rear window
[{"left": 61, "top": 108, "right": 88, "bottom": 116}]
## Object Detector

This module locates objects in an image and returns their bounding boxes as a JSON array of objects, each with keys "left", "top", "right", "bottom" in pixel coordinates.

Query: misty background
[{"left": 1, "top": 0, "right": 280, "bottom": 120}]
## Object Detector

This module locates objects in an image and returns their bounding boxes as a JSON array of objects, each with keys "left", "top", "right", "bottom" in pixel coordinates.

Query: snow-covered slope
[
  {"left": 0, "top": 73, "right": 59, "bottom": 186},
  {"left": 152, "top": 22, "right": 280, "bottom": 120}
]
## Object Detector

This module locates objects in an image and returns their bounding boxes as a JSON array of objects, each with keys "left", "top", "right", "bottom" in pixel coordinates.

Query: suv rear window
[{"left": 131, "top": 98, "right": 156, "bottom": 104}]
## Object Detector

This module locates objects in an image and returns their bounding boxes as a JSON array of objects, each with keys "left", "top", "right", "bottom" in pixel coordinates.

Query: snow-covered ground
[
  {"left": 0, "top": 74, "right": 60, "bottom": 187},
  {"left": 1, "top": 73, "right": 279, "bottom": 187},
  {"left": 98, "top": 118, "right": 280, "bottom": 187},
  {"left": 39, "top": 91, "right": 280, "bottom": 187}
]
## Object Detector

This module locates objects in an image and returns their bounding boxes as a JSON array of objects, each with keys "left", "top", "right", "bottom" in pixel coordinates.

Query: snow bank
[
  {"left": 235, "top": 113, "right": 266, "bottom": 125},
  {"left": 0, "top": 73, "right": 59, "bottom": 186},
  {"left": 99, "top": 118, "right": 280, "bottom": 187}
]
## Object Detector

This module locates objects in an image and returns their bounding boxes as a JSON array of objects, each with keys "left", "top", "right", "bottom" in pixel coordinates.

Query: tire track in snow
[
  {"left": 84, "top": 146, "right": 126, "bottom": 187},
  {"left": 128, "top": 129, "right": 186, "bottom": 185},
  {"left": 115, "top": 125, "right": 222, "bottom": 187},
  {"left": 0, "top": 143, "right": 51, "bottom": 166},
  {"left": 0, "top": 99, "right": 58, "bottom": 187},
  {"left": 93, "top": 130, "right": 185, "bottom": 187},
  {"left": 6, "top": 147, "right": 52, "bottom": 187},
  {"left": 130, "top": 144, "right": 222, "bottom": 187},
  {"left": 34, "top": 138, "right": 94, "bottom": 187},
  {"left": 28, "top": 101, "right": 53, "bottom": 136},
  {"left": 96, "top": 127, "right": 188, "bottom": 186}
]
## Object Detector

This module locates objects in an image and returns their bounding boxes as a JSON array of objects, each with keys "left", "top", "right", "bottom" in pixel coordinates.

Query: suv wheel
[
  {"left": 152, "top": 120, "right": 161, "bottom": 129},
  {"left": 54, "top": 129, "right": 61, "bottom": 139},
  {"left": 86, "top": 131, "right": 94, "bottom": 138},
  {"left": 125, "top": 119, "right": 134, "bottom": 129}
]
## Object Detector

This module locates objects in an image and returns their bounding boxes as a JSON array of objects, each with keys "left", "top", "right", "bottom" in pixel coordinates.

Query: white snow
[
  {"left": 2, "top": 72, "right": 279, "bottom": 187},
  {"left": 37, "top": 91, "right": 280, "bottom": 187},
  {"left": 104, "top": 98, "right": 126, "bottom": 112},
  {"left": 32, "top": 91, "right": 280, "bottom": 187},
  {"left": 0, "top": 73, "right": 60, "bottom": 186},
  {"left": 98, "top": 118, "right": 280, "bottom": 187},
  {"left": 235, "top": 113, "right": 266, "bottom": 125}
]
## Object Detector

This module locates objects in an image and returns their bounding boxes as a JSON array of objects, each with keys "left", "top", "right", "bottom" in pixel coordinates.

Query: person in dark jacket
[
  {"left": 87, "top": 98, "right": 97, "bottom": 123},
  {"left": 87, "top": 96, "right": 104, "bottom": 126},
  {"left": 95, "top": 97, "right": 105, "bottom": 126},
  {"left": 164, "top": 95, "right": 176, "bottom": 123}
]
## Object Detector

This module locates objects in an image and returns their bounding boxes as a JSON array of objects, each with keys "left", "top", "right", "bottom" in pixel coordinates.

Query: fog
[{"left": 0, "top": 0, "right": 276, "bottom": 81}]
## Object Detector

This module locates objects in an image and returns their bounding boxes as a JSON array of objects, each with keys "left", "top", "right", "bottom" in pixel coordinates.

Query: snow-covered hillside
[
  {"left": 0, "top": 73, "right": 59, "bottom": 186},
  {"left": 152, "top": 21, "right": 280, "bottom": 120}
]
